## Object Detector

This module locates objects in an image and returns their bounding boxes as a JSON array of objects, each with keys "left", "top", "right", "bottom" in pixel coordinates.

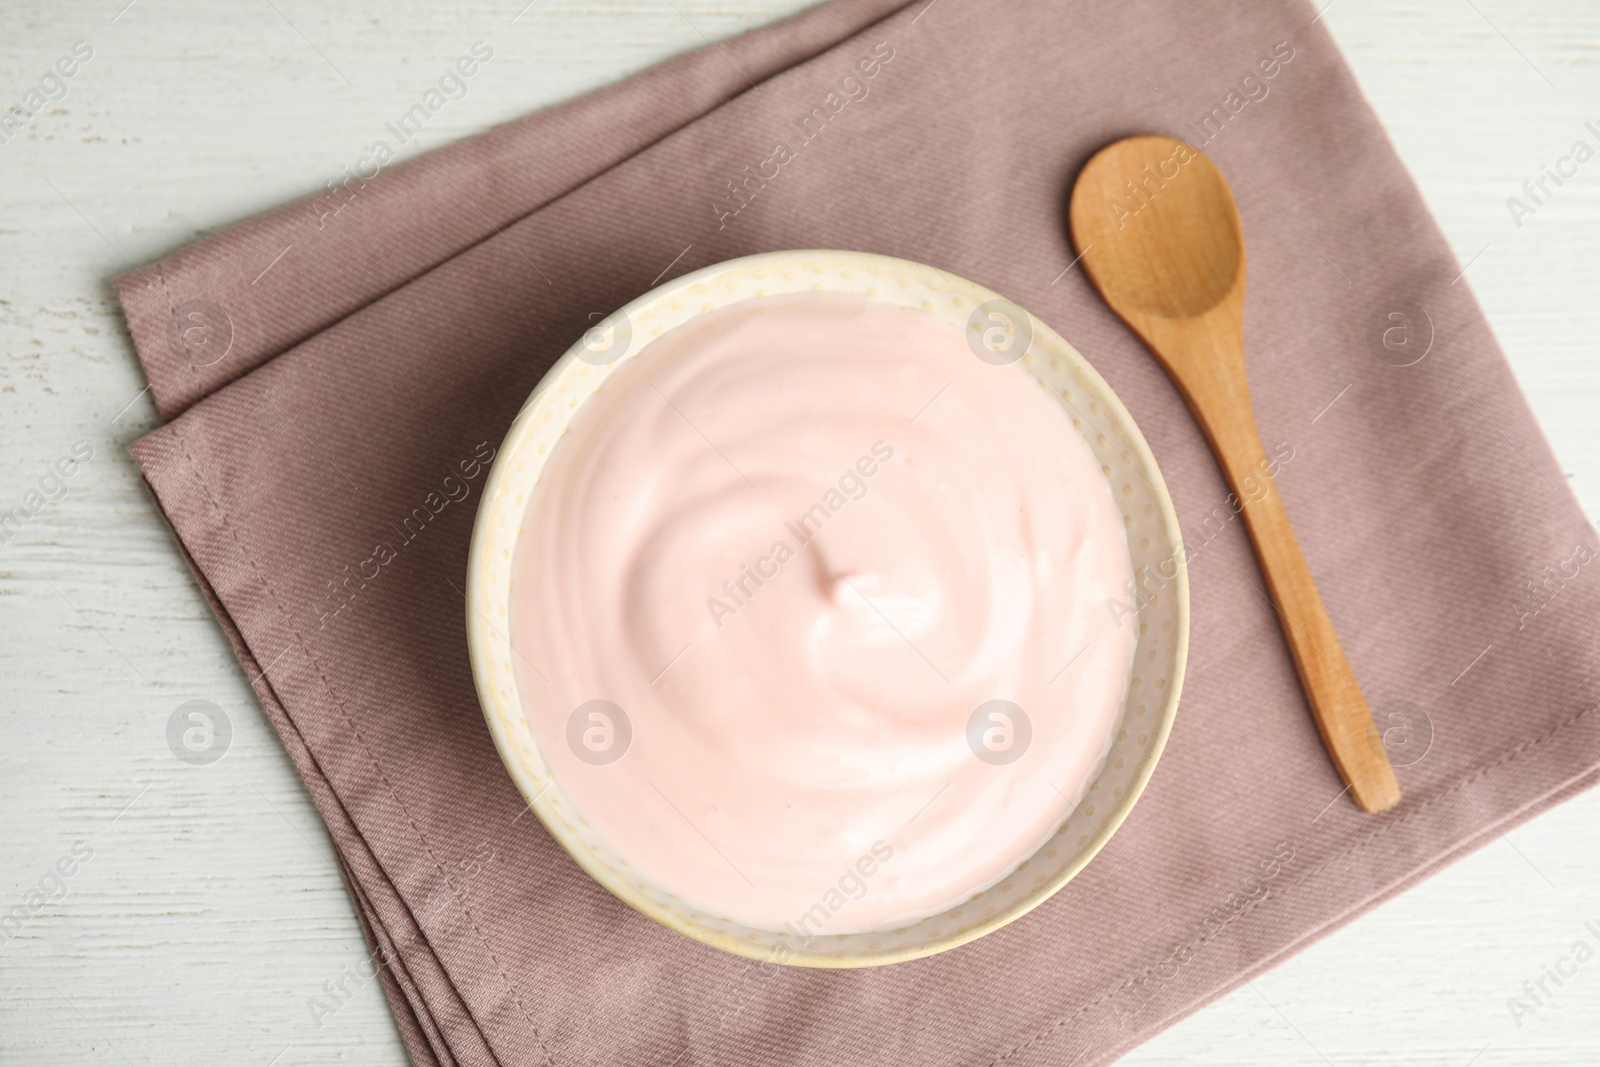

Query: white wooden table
[{"left": 2, "top": 2, "right": 1596, "bottom": 1063}]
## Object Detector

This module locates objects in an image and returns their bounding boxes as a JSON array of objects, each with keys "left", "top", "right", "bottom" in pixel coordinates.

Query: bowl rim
[{"left": 465, "top": 249, "right": 1189, "bottom": 967}]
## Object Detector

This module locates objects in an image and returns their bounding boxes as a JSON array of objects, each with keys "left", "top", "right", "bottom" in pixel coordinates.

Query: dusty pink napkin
[{"left": 118, "top": 0, "right": 1600, "bottom": 1063}]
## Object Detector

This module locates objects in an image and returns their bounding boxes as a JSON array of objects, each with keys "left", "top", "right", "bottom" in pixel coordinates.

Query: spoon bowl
[{"left": 1072, "top": 135, "right": 1244, "bottom": 320}]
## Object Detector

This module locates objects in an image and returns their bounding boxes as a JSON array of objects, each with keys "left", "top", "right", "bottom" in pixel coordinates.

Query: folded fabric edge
[
  {"left": 342, "top": 854, "right": 449, "bottom": 1067},
  {"left": 112, "top": 0, "right": 916, "bottom": 423},
  {"left": 130, "top": 448, "right": 496, "bottom": 1067}
]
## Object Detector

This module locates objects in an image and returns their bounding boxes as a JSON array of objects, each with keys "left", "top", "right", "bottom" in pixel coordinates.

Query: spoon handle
[{"left": 1189, "top": 383, "right": 1402, "bottom": 813}]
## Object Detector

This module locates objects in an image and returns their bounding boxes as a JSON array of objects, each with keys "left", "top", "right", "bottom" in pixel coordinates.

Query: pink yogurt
[{"left": 510, "top": 292, "right": 1135, "bottom": 935}]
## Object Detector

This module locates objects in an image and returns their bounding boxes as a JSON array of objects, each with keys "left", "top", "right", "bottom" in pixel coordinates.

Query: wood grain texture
[
  {"left": 1070, "top": 135, "right": 1401, "bottom": 813},
  {"left": 1, "top": 1, "right": 1596, "bottom": 1064}
]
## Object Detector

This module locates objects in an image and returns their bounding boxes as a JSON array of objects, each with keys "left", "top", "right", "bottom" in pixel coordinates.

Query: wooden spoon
[{"left": 1069, "top": 135, "right": 1400, "bottom": 813}]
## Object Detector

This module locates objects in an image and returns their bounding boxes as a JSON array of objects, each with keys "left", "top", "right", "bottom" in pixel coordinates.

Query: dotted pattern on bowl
[{"left": 465, "top": 250, "right": 1189, "bottom": 968}]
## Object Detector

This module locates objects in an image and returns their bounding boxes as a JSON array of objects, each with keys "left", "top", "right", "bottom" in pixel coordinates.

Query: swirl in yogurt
[{"left": 509, "top": 292, "right": 1135, "bottom": 933}]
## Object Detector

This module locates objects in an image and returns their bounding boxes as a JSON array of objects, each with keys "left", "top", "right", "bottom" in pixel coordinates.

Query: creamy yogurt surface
[{"left": 509, "top": 292, "right": 1135, "bottom": 934}]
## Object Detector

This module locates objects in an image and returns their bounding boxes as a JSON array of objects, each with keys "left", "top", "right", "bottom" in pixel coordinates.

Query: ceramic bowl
[{"left": 466, "top": 250, "right": 1188, "bottom": 966}]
